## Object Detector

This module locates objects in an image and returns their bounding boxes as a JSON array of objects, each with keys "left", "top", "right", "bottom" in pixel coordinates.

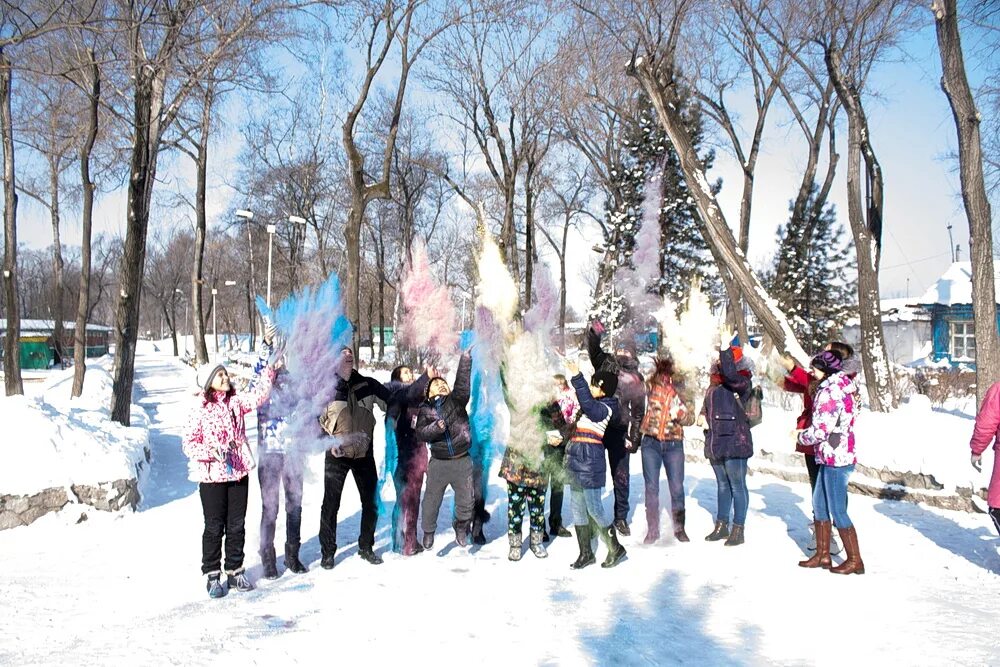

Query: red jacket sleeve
[
  {"left": 783, "top": 367, "right": 810, "bottom": 395},
  {"left": 971, "top": 382, "right": 1000, "bottom": 455}
]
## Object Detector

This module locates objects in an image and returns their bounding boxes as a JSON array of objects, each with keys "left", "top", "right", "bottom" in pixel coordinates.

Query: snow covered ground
[{"left": 1, "top": 349, "right": 999, "bottom": 666}]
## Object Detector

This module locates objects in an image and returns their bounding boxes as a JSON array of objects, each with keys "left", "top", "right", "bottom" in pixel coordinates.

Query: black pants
[
  {"left": 990, "top": 507, "right": 1000, "bottom": 537},
  {"left": 804, "top": 453, "right": 820, "bottom": 492},
  {"left": 319, "top": 451, "right": 378, "bottom": 557},
  {"left": 605, "top": 426, "right": 631, "bottom": 522},
  {"left": 258, "top": 452, "right": 304, "bottom": 555},
  {"left": 543, "top": 444, "right": 566, "bottom": 528},
  {"left": 199, "top": 476, "right": 250, "bottom": 574},
  {"left": 472, "top": 456, "right": 489, "bottom": 521}
]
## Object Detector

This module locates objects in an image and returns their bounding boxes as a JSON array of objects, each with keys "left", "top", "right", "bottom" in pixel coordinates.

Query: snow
[
  {"left": 914, "top": 260, "right": 1000, "bottom": 307},
  {"left": 0, "top": 357, "right": 150, "bottom": 496},
  {"left": 1, "top": 349, "right": 999, "bottom": 664}
]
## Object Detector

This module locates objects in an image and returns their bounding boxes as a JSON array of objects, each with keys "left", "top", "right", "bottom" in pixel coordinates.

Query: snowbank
[{"left": 0, "top": 359, "right": 151, "bottom": 529}]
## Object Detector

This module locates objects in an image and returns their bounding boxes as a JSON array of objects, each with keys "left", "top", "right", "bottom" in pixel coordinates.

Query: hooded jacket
[
  {"left": 701, "top": 348, "right": 754, "bottom": 461},
  {"left": 565, "top": 372, "right": 621, "bottom": 489},
  {"left": 182, "top": 366, "right": 275, "bottom": 483},
  {"left": 414, "top": 352, "right": 473, "bottom": 460},
  {"left": 587, "top": 325, "right": 646, "bottom": 446},
  {"left": 798, "top": 371, "right": 858, "bottom": 467}
]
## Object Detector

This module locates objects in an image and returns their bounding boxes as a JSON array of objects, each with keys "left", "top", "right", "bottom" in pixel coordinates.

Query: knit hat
[
  {"left": 196, "top": 363, "right": 226, "bottom": 393},
  {"left": 591, "top": 371, "right": 618, "bottom": 397},
  {"left": 810, "top": 351, "right": 842, "bottom": 375}
]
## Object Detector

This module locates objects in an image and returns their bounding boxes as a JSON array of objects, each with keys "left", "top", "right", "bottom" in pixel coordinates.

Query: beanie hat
[
  {"left": 810, "top": 351, "right": 842, "bottom": 375},
  {"left": 196, "top": 363, "right": 226, "bottom": 393},
  {"left": 591, "top": 371, "right": 618, "bottom": 397}
]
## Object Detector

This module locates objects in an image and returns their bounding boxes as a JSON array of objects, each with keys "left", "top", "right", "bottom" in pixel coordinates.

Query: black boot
[
  {"left": 550, "top": 519, "right": 572, "bottom": 539},
  {"left": 284, "top": 543, "right": 308, "bottom": 574},
  {"left": 320, "top": 545, "right": 337, "bottom": 570},
  {"left": 570, "top": 525, "right": 596, "bottom": 570},
  {"left": 454, "top": 520, "right": 470, "bottom": 547},
  {"left": 600, "top": 524, "right": 627, "bottom": 568},
  {"left": 472, "top": 515, "right": 487, "bottom": 545},
  {"left": 724, "top": 524, "right": 745, "bottom": 547},
  {"left": 705, "top": 520, "right": 730, "bottom": 542},
  {"left": 261, "top": 546, "right": 279, "bottom": 580},
  {"left": 672, "top": 510, "right": 690, "bottom": 543},
  {"left": 613, "top": 518, "right": 631, "bottom": 537},
  {"left": 359, "top": 547, "right": 384, "bottom": 564}
]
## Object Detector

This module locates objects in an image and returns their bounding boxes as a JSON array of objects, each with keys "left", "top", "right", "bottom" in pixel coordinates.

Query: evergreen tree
[
  {"left": 765, "top": 188, "right": 857, "bottom": 354},
  {"left": 590, "top": 87, "right": 721, "bottom": 331}
]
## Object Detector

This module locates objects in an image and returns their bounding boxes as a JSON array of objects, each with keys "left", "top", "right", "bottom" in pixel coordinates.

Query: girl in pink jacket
[
  {"left": 183, "top": 361, "right": 275, "bottom": 598},
  {"left": 970, "top": 381, "right": 1000, "bottom": 536}
]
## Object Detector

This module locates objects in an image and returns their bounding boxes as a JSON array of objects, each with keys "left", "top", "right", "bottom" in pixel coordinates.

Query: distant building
[
  {"left": 913, "top": 261, "right": 997, "bottom": 367},
  {"left": 842, "top": 297, "right": 932, "bottom": 366},
  {"left": 0, "top": 319, "right": 112, "bottom": 370}
]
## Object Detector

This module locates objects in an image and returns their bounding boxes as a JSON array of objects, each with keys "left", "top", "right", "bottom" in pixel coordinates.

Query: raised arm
[
  {"left": 719, "top": 349, "right": 751, "bottom": 399},
  {"left": 571, "top": 372, "right": 610, "bottom": 424},
  {"left": 452, "top": 352, "right": 473, "bottom": 406},
  {"left": 234, "top": 365, "right": 275, "bottom": 415},
  {"left": 587, "top": 325, "right": 611, "bottom": 372}
]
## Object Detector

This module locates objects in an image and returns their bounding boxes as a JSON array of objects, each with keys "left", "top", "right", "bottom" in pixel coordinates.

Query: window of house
[{"left": 951, "top": 321, "right": 976, "bottom": 360}]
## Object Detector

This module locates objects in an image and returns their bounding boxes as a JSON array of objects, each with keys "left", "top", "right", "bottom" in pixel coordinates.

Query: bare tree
[
  {"left": 931, "top": 0, "right": 998, "bottom": 407},
  {"left": 144, "top": 230, "right": 194, "bottom": 356}
]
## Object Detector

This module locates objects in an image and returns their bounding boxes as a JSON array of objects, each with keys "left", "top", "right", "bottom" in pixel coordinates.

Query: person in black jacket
[
  {"left": 384, "top": 365, "right": 431, "bottom": 556},
  {"left": 416, "top": 352, "right": 474, "bottom": 549},
  {"left": 318, "top": 347, "right": 392, "bottom": 568},
  {"left": 587, "top": 322, "right": 646, "bottom": 536},
  {"left": 698, "top": 339, "right": 754, "bottom": 547},
  {"left": 564, "top": 359, "right": 627, "bottom": 569}
]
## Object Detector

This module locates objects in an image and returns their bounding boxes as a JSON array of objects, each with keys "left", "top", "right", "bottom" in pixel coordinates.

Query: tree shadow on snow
[
  {"left": 873, "top": 500, "right": 1000, "bottom": 575},
  {"left": 755, "top": 483, "right": 812, "bottom": 555},
  {"left": 560, "top": 569, "right": 762, "bottom": 666}
]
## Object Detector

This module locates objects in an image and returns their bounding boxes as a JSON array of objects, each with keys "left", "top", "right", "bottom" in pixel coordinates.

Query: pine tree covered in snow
[
  {"left": 765, "top": 189, "right": 857, "bottom": 354},
  {"left": 590, "top": 88, "right": 721, "bottom": 328}
]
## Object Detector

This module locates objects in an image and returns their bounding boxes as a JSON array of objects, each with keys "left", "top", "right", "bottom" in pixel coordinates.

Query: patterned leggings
[{"left": 507, "top": 482, "right": 546, "bottom": 534}]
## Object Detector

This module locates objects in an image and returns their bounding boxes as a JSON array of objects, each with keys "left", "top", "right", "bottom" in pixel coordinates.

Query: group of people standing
[{"left": 181, "top": 313, "right": 882, "bottom": 599}]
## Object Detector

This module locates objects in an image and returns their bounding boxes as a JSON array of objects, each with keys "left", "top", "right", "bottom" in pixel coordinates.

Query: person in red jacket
[
  {"left": 970, "top": 381, "right": 1000, "bottom": 536},
  {"left": 779, "top": 353, "right": 819, "bottom": 490}
]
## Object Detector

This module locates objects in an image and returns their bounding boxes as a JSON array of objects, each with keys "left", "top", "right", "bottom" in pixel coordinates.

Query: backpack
[{"left": 736, "top": 385, "right": 764, "bottom": 428}]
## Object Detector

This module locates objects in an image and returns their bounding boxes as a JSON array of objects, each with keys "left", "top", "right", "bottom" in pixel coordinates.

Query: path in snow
[{"left": 1, "top": 350, "right": 999, "bottom": 666}]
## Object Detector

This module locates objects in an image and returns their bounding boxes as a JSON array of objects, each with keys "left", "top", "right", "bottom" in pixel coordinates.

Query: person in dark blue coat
[
  {"left": 698, "top": 338, "right": 754, "bottom": 547},
  {"left": 563, "top": 358, "right": 627, "bottom": 569},
  {"left": 383, "top": 365, "right": 431, "bottom": 556}
]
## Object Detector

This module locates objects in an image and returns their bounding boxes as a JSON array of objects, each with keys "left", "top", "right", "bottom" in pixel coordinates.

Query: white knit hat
[{"left": 196, "top": 363, "right": 226, "bottom": 393}]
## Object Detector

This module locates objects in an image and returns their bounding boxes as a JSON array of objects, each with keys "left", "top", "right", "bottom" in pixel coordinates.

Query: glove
[
  {"left": 262, "top": 316, "right": 278, "bottom": 345},
  {"left": 972, "top": 453, "right": 982, "bottom": 473}
]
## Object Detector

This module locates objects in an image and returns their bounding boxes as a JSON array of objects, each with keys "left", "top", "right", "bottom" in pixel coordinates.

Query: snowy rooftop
[
  {"left": 914, "top": 261, "right": 1000, "bottom": 306},
  {"left": 844, "top": 297, "right": 930, "bottom": 327},
  {"left": 0, "top": 319, "right": 112, "bottom": 333}
]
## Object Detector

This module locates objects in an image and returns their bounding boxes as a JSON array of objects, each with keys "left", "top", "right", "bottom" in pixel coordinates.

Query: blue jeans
[
  {"left": 813, "top": 464, "right": 854, "bottom": 529},
  {"left": 570, "top": 486, "right": 610, "bottom": 527},
  {"left": 641, "top": 436, "right": 685, "bottom": 514},
  {"left": 710, "top": 458, "right": 749, "bottom": 525}
]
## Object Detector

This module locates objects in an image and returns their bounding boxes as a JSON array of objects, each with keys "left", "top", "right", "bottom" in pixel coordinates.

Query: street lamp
[{"left": 212, "top": 280, "right": 238, "bottom": 356}]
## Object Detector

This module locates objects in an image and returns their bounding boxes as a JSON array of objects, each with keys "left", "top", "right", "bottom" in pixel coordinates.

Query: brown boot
[
  {"left": 799, "top": 520, "right": 832, "bottom": 569},
  {"left": 830, "top": 525, "right": 865, "bottom": 575}
]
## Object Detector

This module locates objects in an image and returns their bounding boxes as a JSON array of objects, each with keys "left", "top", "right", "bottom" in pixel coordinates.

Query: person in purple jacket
[{"left": 970, "top": 381, "right": 1000, "bottom": 536}]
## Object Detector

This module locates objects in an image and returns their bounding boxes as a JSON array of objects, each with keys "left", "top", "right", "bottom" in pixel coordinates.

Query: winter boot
[
  {"left": 454, "top": 520, "right": 471, "bottom": 547},
  {"left": 320, "top": 546, "right": 336, "bottom": 570},
  {"left": 261, "top": 546, "right": 279, "bottom": 580},
  {"left": 613, "top": 518, "right": 631, "bottom": 537},
  {"left": 422, "top": 532, "right": 435, "bottom": 551},
  {"left": 359, "top": 547, "right": 384, "bottom": 565},
  {"left": 600, "top": 524, "right": 628, "bottom": 568},
  {"left": 705, "top": 520, "right": 730, "bottom": 542},
  {"left": 643, "top": 505, "right": 659, "bottom": 545},
  {"left": 672, "top": 510, "right": 690, "bottom": 543},
  {"left": 799, "top": 521, "right": 832, "bottom": 569},
  {"left": 508, "top": 532, "right": 523, "bottom": 561},
  {"left": 830, "top": 526, "right": 865, "bottom": 575},
  {"left": 550, "top": 522, "right": 571, "bottom": 538},
  {"left": 206, "top": 571, "right": 227, "bottom": 599},
  {"left": 472, "top": 516, "right": 487, "bottom": 545},
  {"left": 529, "top": 529, "right": 548, "bottom": 559},
  {"left": 570, "top": 525, "right": 596, "bottom": 570},
  {"left": 284, "top": 544, "right": 308, "bottom": 574},
  {"left": 724, "top": 524, "right": 745, "bottom": 547},
  {"left": 226, "top": 567, "right": 255, "bottom": 592}
]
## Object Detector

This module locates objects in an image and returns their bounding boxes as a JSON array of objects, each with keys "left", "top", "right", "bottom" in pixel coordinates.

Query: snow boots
[
  {"left": 600, "top": 525, "right": 627, "bottom": 568},
  {"left": 799, "top": 521, "right": 832, "bottom": 569},
  {"left": 206, "top": 571, "right": 227, "bottom": 599},
  {"left": 830, "top": 526, "right": 865, "bottom": 575},
  {"left": 261, "top": 547, "right": 279, "bottom": 580},
  {"left": 570, "top": 525, "right": 596, "bottom": 570},
  {"left": 529, "top": 529, "right": 548, "bottom": 559},
  {"left": 320, "top": 546, "right": 336, "bottom": 570},
  {"left": 285, "top": 544, "right": 308, "bottom": 574},
  {"left": 672, "top": 510, "right": 690, "bottom": 542},
  {"left": 724, "top": 524, "right": 745, "bottom": 547},
  {"left": 508, "top": 533, "right": 523, "bottom": 561},
  {"left": 359, "top": 548, "right": 384, "bottom": 565},
  {"left": 613, "top": 518, "right": 630, "bottom": 537},
  {"left": 226, "top": 568, "right": 254, "bottom": 592},
  {"left": 705, "top": 520, "right": 730, "bottom": 541},
  {"left": 454, "top": 520, "right": 471, "bottom": 547}
]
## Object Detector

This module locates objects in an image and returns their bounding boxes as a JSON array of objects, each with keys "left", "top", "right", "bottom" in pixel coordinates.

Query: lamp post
[{"left": 212, "top": 280, "right": 238, "bottom": 356}]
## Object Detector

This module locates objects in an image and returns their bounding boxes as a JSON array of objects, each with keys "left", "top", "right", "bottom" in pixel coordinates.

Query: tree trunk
[
  {"left": 344, "top": 190, "right": 364, "bottom": 354},
  {"left": 1, "top": 50, "right": 23, "bottom": 395},
  {"left": 933, "top": 0, "right": 999, "bottom": 408},
  {"left": 499, "top": 181, "right": 521, "bottom": 306},
  {"left": 524, "top": 170, "right": 536, "bottom": 309},
  {"left": 190, "top": 85, "right": 213, "bottom": 365},
  {"left": 559, "top": 219, "right": 569, "bottom": 353},
  {"left": 630, "top": 61, "right": 808, "bottom": 364},
  {"left": 72, "top": 53, "right": 99, "bottom": 398},
  {"left": 49, "top": 156, "right": 65, "bottom": 362},
  {"left": 825, "top": 46, "right": 895, "bottom": 411},
  {"left": 111, "top": 68, "right": 163, "bottom": 425}
]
